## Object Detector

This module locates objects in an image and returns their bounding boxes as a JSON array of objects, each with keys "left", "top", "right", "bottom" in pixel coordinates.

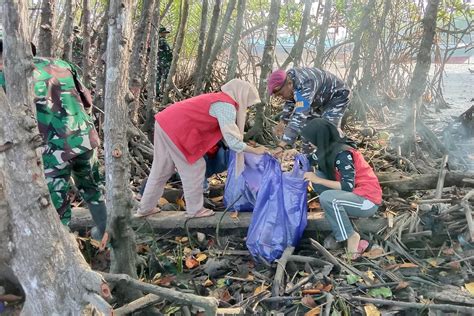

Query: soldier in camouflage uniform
[
  {"left": 156, "top": 26, "right": 173, "bottom": 97},
  {"left": 0, "top": 36, "right": 107, "bottom": 239},
  {"left": 72, "top": 26, "right": 83, "bottom": 68},
  {"left": 267, "top": 67, "right": 351, "bottom": 155}
]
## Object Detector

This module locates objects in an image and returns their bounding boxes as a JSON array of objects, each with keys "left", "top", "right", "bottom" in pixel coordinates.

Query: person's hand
[
  {"left": 250, "top": 146, "right": 268, "bottom": 155},
  {"left": 281, "top": 149, "right": 299, "bottom": 161},
  {"left": 273, "top": 121, "right": 286, "bottom": 137},
  {"left": 303, "top": 172, "right": 320, "bottom": 184},
  {"left": 270, "top": 146, "right": 284, "bottom": 157}
]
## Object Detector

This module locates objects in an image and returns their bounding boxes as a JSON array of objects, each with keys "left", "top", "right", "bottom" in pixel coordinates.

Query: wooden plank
[{"left": 70, "top": 208, "right": 387, "bottom": 233}]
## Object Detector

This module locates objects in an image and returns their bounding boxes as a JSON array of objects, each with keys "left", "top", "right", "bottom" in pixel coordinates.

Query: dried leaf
[
  {"left": 253, "top": 284, "right": 269, "bottom": 295},
  {"left": 202, "top": 279, "right": 214, "bottom": 287},
  {"left": 399, "top": 262, "right": 418, "bottom": 268},
  {"left": 365, "top": 270, "right": 375, "bottom": 281},
  {"left": 183, "top": 247, "right": 193, "bottom": 255},
  {"left": 396, "top": 281, "right": 410, "bottom": 290},
  {"left": 136, "top": 244, "right": 150, "bottom": 253},
  {"left": 449, "top": 261, "right": 461, "bottom": 270},
  {"left": 442, "top": 248, "right": 455, "bottom": 256},
  {"left": 247, "top": 275, "right": 255, "bottom": 281},
  {"left": 220, "top": 289, "right": 232, "bottom": 302},
  {"left": 363, "top": 248, "right": 384, "bottom": 259},
  {"left": 304, "top": 306, "right": 321, "bottom": 316},
  {"left": 154, "top": 275, "right": 175, "bottom": 287},
  {"left": 302, "top": 289, "right": 322, "bottom": 295},
  {"left": 185, "top": 257, "right": 199, "bottom": 269},
  {"left": 426, "top": 257, "right": 444, "bottom": 267},
  {"left": 158, "top": 197, "right": 169, "bottom": 206},
  {"left": 211, "top": 196, "right": 223, "bottom": 203},
  {"left": 322, "top": 284, "right": 333, "bottom": 292},
  {"left": 464, "top": 282, "right": 474, "bottom": 295},
  {"left": 196, "top": 253, "right": 208, "bottom": 263},
  {"left": 364, "top": 304, "right": 381, "bottom": 316},
  {"left": 176, "top": 198, "right": 186, "bottom": 209},
  {"left": 301, "top": 295, "right": 317, "bottom": 308}
]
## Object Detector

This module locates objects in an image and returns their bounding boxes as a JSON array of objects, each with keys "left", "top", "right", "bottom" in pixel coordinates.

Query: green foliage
[{"left": 368, "top": 286, "right": 393, "bottom": 298}]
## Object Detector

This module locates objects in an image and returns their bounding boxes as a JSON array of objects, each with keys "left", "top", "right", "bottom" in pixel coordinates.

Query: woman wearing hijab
[
  {"left": 137, "top": 79, "right": 267, "bottom": 218},
  {"left": 300, "top": 119, "right": 382, "bottom": 258}
]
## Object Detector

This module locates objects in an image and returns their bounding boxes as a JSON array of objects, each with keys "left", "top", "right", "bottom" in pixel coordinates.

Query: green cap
[{"left": 159, "top": 26, "right": 170, "bottom": 34}]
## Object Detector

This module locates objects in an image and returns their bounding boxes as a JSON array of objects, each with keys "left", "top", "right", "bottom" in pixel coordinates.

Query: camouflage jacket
[
  {"left": 72, "top": 35, "right": 84, "bottom": 67},
  {"left": 157, "top": 37, "right": 172, "bottom": 71},
  {"left": 0, "top": 57, "right": 99, "bottom": 168},
  {"left": 281, "top": 67, "right": 350, "bottom": 145}
]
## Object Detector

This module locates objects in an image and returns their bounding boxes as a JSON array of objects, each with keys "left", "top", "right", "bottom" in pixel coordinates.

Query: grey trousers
[{"left": 319, "top": 189, "right": 378, "bottom": 241}]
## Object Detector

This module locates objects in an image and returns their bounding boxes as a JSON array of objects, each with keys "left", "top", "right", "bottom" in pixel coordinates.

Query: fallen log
[
  {"left": 70, "top": 208, "right": 387, "bottom": 234},
  {"left": 378, "top": 171, "right": 474, "bottom": 194}
]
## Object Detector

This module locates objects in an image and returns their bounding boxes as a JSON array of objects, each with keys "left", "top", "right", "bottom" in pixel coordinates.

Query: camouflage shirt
[
  {"left": 157, "top": 36, "right": 172, "bottom": 72},
  {"left": 0, "top": 57, "right": 99, "bottom": 168},
  {"left": 281, "top": 67, "right": 350, "bottom": 145}
]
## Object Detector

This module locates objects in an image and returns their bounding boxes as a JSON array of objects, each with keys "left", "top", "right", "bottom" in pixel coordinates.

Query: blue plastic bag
[
  {"left": 224, "top": 151, "right": 266, "bottom": 211},
  {"left": 246, "top": 154, "right": 309, "bottom": 262}
]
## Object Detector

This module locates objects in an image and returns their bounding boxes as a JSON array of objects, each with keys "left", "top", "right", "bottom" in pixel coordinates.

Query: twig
[
  {"left": 324, "top": 293, "right": 334, "bottom": 316},
  {"left": 461, "top": 200, "right": 474, "bottom": 242},
  {"left": 271, "top": 246, "right": 295, "bottom": 298},
  {"left": 309, "top": 238, "right": 373, "bottom": 284},
  {"left": 435, "top": 155, "right": 449, "bottom": 199},
  {"left": 216, "top": 193, "right": 243, "bottom": 248},
  {"left": 82, "top": 292, "right": 113, "bottom": 315},
  {"left": 349, "top": 296, "right": 474, "bottom": 314},
  {"left": 101, "top": 272, "right": 218, "bottom": 316},
  {"left": 113, "top": 294, "right": 162, "bottom": 315}
]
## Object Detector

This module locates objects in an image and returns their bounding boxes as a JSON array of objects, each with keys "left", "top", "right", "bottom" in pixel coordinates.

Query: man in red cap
[{"left": 267, "top": 67, "right": 350, "bottom": 156}]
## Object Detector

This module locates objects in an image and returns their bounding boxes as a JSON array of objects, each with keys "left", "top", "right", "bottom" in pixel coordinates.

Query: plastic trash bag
[
  {"left": 224, "top": 151, "right": 266, "bottom": 211},
  {"left": 246, "top": 154, "right": 309, "bottom": 262}
]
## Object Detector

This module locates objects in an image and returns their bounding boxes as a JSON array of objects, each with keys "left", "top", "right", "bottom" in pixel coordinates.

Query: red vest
[
  {"left": 335, "top": 149, "right": 382, "bottom": 205},
  {"left": 155, "top": 92, "right": 238, "bottom": 164}
]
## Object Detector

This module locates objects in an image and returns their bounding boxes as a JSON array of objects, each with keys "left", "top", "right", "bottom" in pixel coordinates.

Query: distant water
[{"left": 432, "top": 62, "right": 474, "bottom": 171}]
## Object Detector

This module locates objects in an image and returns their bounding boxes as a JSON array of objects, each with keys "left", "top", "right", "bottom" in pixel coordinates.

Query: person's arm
[
  {"left": 209, "top": 102, "right": 266, "bottom": 154},
  {"left": 335, "top": 151, "right": 355, "bottom": 191},
  {"left": 304, "top": 151, "right": 355, "bottom": 191},
  {"left": 281, "top": 70, "right": 319, "bottom": 146}
]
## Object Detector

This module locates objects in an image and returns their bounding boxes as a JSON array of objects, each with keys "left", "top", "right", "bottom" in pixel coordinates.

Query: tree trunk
[
  {"left": 143, "top": 2, "right": 162, "bottom": 135},
  {"left": 247, "top": 0, "right": 281, "bottom": 144},
  {"left": 92, "top": 6, "right": 110, "bottom": 111},
  {"left": 194, "top": 0, "right": 221, "bottom": 95},
  {"left": 1, "top": 1, "right": 111, "bottom": 314},
  {"left": 82, "top": 0, "right": 91, "bottom": 86},
  {"left": 203, "top": 0, "right": 237, "bottom": 88},
  {"left": 406, "top": 0, "right": 441, "bottom": 127},
  {"left": 282, "top": 0, "right": 313, "bottom": 69},
  {"left": 129, "top": 0, "right": 156, "bottom": 125},
  {"left": 62, "top": 0, "right": 74, "bottom": 61},
  {"left": 37, "top": 0, "right": 55, "bottom": 57},
  {"left": 314, "top": 0, "right": 332, "bottom": 68},
  {"left": 194, "top": 0, "right": 209, "bottom": 82},
  {"left": 162, "top": 0, "right": 190, "bottom": 105},
  {"left": 104, "top": 0, "right": 141, "bottom": 304},
  {"left": 225, "top": 0, "right": 246, "bottom": 81},
  {"left": 345, "top": 0, "right": 377, "bottom": 88},
  {"left": 359, "top": 0, "right": 391, "bottom": 93},
  {"left": 257, "top": 0, "right": 281, "bottom": 100}
]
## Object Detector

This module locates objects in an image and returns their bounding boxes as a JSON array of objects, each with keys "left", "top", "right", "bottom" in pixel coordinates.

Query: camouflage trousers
[
  {"left": 155, "top": 67, "right": 170, "bottom": 97},
  {"left": 44, "top": 149, "right": 105, "bottom": 226}
]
